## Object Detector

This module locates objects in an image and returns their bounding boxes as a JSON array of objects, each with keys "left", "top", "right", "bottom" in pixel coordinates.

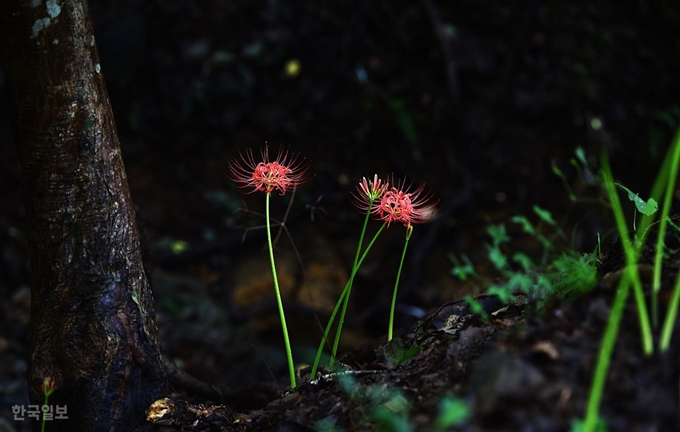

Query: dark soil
[
  {"left": 1, "top": 1, "right": 680, "bottom": 431},
  {"left": 6, "top": 233, "right": 680, "bottom": 432},
  {"left": 143, "top": 241, "right": 680, "bottom": 431}
]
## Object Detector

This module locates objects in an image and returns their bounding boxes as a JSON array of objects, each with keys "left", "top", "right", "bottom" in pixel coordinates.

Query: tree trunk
[{"left": 0, "top": 1, "right": 168, "bottom": 431}]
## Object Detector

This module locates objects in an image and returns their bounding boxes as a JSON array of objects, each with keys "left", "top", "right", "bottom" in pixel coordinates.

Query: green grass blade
[
  {"left": 658, "top": 128, "right": 680, "bottom": 349},
  {"left": 660, "top": 268, "right": 680, "bottom": 350},
  {"left": 601, "top": 156, "right": 653, "bottom": 355},
  {"left": 583, "top": 272, "right": 630, "bottom": 432}
]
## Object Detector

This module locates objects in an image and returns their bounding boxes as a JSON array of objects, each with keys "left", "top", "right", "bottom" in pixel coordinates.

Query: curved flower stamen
[{"left": 351, "top": 174, "right": 388, "bottom": 213}]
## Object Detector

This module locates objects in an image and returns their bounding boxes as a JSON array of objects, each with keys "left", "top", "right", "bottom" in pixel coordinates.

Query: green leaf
[
  {"left": 370, "top": 393, "right": 412, "bottom": 432},
  {"left": 534, "top": 274, "right": 553, "bottom": 294},
  {"left": 551, "top": 253, "right": 598, "bottom": 296},
  {"left": 511, "top": 215, "right": 536, "bottom": 235},
  {"left": 448, "top": 253, "right": 477, "bottom": 281},
  {"left": 551, "top": 161, "right": 566, "bottom": 180},
  {"left": 464, "top": 295, "right": 489, "bottom": 321},
  {"left": 383, "top": 338, "right": 422, "bottom": 368},
  {"left": 533, "top": 205, "right": 557, "bottom": 226},
  {"left": 615, "top": 183, "right": 659, "bottom": 216},
  {"left": 434, "top": 396, "right": 469, "bottom": 431},
  {"left": 512, "top": 252, "right": 534, "bottom": 272},
  {"left": 487, "top": 285, "right": 515, "bottom": 303},
  {"left": 537, "top": 232, "right": 554, "bottom": 250},
  {"left": 508, "top": 273, "right": 534, "bottom": 294},
  {"left": 552, "top": 161, "right": 577, "bottom": 201},
  {"left": 642, "top": 197, "right": 658, "bottom": 216},
  {"left": 337, "top": 370, "right": 358, "bottom": 394},
  {"left": 575, "top": 146, "right": 587, "bottom": 166},
  {"left": 486, "top": 223, "right": 510, "bottom": 246},
  {"left": 314, "top": 418, "right": 342, "bottom": 432},
  {"left": 486, "top": 244, "right": 507, "bottom": 271}
]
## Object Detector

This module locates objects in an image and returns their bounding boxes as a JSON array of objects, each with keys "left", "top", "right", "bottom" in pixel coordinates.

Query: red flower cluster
[
  {"left": 229, "top": 147, "right": 437, "bottom": 228},
  {"left": 41, "top": 377, "right": 56, "bottom": 396},
  {"left": 353, "top": 176, "right": 437, "bottom": 227},
  {"left": 229, "top": 146, "right": 310, "bottom": 195}
]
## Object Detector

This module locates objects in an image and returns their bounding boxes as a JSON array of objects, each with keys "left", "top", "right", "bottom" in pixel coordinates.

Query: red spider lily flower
[
  {"left": 376, "top": 178, "right": 438, "bottom": 227},
  {"left": 41, "top": 377, "right": 57, "bottom": 396},
  {"left": 229, "top": 146, "right": 311, "bottom": 195},
  {"left": 351, "top": 174, "right": 388, "bottom": 212}
]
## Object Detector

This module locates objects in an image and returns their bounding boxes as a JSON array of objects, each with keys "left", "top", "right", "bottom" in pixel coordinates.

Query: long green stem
[
  {"left": 583, "top": 271, "right": 630, "bottom": 432},
  {"left": 331, "top": 207, "right": 374, "bottom": 364},
  {"left": 601, "top": 157, "right": 653, "bottom": 355},
  {"left": 659, "top": 129, "right": 680, "bottom": 350},
  {"left": 653, "top": 130, "right": 680, "bottom": 327},
  {"left": 660, "top": 268, "right": 680, "bottom": 350},
  {"left": 388, "top": 225, "right": 412, "bottom": 341},
  {"left": 40, "top": 379, "right": 54, "bottom": 432},
  {"left": 310, "top": 223, "right": 386, "bottom": 378},
  {"left": 266, "top": 192, "right": 296, "bottom": 388},
  {"left": 41, "top": 393, "right": 49, "bottom": 432}
]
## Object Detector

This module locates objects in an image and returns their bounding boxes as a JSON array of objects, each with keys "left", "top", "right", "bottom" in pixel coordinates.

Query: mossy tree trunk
[{"left": 0, "top": 1, "right": 167, "bottom": 431}]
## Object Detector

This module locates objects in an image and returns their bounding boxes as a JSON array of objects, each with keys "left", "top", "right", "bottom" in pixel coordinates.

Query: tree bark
[{"left": 0, "top": 1, "right": 168, "bottom": 431}]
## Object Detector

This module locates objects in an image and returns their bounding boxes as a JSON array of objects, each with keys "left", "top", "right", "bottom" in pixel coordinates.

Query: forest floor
[
  {"left": 1, "top": 1, "right": 680, "bottom": 431},
  {"left": 145, "top": 236, "right": 680, "bottom": 431}
]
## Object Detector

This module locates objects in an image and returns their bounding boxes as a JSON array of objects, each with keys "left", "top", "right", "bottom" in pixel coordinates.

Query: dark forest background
[{"left": 1, "top": 1, "right": 679, "bottom": 425}]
